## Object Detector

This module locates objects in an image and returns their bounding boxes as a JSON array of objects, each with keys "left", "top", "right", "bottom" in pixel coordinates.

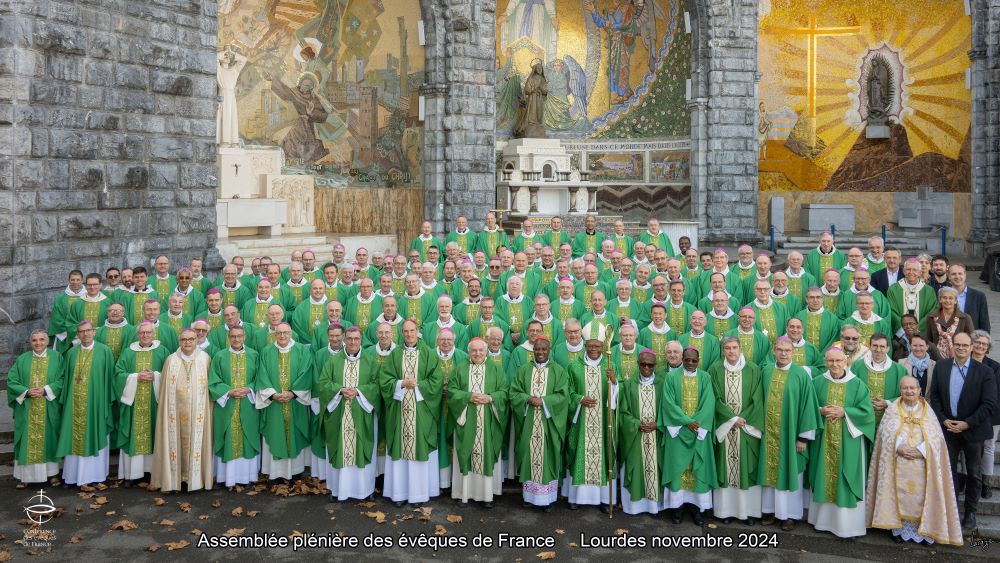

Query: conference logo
[{"left": 22, "top": 489, "right": 58, "bottom": 548}]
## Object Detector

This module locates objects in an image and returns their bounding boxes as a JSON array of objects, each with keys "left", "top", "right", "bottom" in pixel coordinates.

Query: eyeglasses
[
  {"left": 107, "top": 274, "right": 120, "bottom": 279},
  {"left": 179, "top": 337, "right": 196, "bottom": 342},
  {"left": 638, "top": 362, "right": 657, "bottom": 368},
  {"left": 842, "top": 336, "right": 859, "bottom": 341}
]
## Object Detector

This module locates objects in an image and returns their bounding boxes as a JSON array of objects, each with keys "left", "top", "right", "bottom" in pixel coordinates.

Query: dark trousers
[{"left": 945, "top": 433, "right": 984, "bottom": 515}]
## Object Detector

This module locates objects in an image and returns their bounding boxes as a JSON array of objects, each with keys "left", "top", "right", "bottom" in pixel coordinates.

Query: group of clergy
[{"left": 9, "top": 217, "right": 992, "bottom": 548}]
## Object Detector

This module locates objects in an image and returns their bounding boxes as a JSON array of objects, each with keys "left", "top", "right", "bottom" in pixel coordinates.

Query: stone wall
[
  {"left": 968, "top": 0, "right": 1000, "bottom": 254},
  {"left": 421, "top": 0, "right": 497, "bottom": 234},
  {"left": 0, "top": 0, "right": 221, "bottom": 374}
]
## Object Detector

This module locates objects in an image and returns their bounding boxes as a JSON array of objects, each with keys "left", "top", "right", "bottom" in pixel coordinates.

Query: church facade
[{"left": 1, "top": 0, "right": 999, "bottom": 370}]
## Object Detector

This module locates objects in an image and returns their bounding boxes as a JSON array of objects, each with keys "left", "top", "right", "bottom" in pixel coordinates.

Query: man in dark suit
[
  {"left": 871, "top": 247, "right": 902, "bottom": 296},
  {"left": 949, "top": 264, "right": 990, "bottom": 332},
  {"left": 928, "top": 332, "right": 998, "bottom": 530}
]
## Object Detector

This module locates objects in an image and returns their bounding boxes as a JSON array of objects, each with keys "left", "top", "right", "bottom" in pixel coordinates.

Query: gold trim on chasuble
[
  {"left": 469, "top": 364, "right": 487, "bottom": 474},
  {"left": 401, "top": 350, "right": 419, "bottom": 461},
  {"left": 230, "top": 352, "right": 247, "bottom": 459},
  {"left": 724, "top": 367, "right": 744, "bottom": 487},
  {"left": 820, "top": 381, "right": 847, "bottom": 503},
  {"left": 26, "top": 355, "right": 50, "bottom": 464},
  {"left": 763, "top": 370, "right": 788, "bottom": 486},
  {"left": 278, "top": 351, "right": 292, "bottom": 450},
  {"left": 583, "top": 364, "right": 604, "bottom": 485},
  {"left": 530, "top": 367, "right": 548, "bottom": 483},
  {"left": 133, "top": 350, "right": 153, "bottom": 455},
  {"left": 638, "top": 383, "right": 659, "bottom": 500},
  {"left": 679, "top": 375, "right": 699, "bottom": 490},
  {"left": 71, "top": 348, "right": 94, "bottom": 456},
  {"left": 342, "top": 358, "right": 360, "bottom": 467}
]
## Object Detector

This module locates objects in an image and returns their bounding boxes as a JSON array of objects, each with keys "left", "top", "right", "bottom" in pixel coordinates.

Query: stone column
[
  {"left": 967, "top": 0, "right": 1000, "bottom": 254},
  {"left": 0, "top": 0, "right": 221, "bottom": 374}
]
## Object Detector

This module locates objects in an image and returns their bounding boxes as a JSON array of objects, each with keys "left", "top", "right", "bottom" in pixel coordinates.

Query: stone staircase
[
  {"left": 501, "top": 214, "right": 647, "bottom": 238},
  {"left": 778, "top": 233, "right": 930, "bottom": 255},
  {"left": 215, "top": 233, "right": 399, "bottom": 266}
]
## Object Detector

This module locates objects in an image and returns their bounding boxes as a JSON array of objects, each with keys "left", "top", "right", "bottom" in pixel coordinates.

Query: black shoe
[
  {"left": 568, "top": 502, "right": 579, "bottom": 510},
  {"left": 599, "top": 505, "right": 610, "bottom": 514},
  {"left": 410, "top": 502, "right": 424, "bottom": 508},
  {"left": 962, "top": 513, "right": 977, "bottom": 531},
  {"left": 720, "top": 517, "right": 732, "bottom": 525},
  {"left": 983, "top": 486, "right": 993, "bottom": 499},
  {"left": 393, "top": 500, "right": 405, "bottom": 508},
  {"left": 692, "top": 510, "right": 705, "bottom": 526},
  {"left": 543, "top": 504, "right": 553, "bottom": 513},
  {"left": 670, "top": 509, "right": 682, "bottom": 525},
  {"left": 123, "top": 480, "right": 133, "bottom": 488},
  {"left": 522, "top": 502, "right": 532, "bottom": 509},
  {"left": 746, "top": 517, "right": 757, "bottom": 526},
  {"left": 483, "top": 502, "right": 493, "bottom": 509},
  {"left": 892, "top": 534, "right": 904, "bottom": 543}
]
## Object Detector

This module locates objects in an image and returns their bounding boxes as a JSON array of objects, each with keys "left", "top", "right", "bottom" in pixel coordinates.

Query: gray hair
[
  {"left": 937, "top": 286, "right": 959, "bottom": 300},
  {"left": 840, "top": 323, "right": 859, "bottom": 336},
  {"left": 720, "top": 336, "right": 740, "bottom": 348},
  {"left": 971, "top": 329, "right": 992, "bottom": 352}
]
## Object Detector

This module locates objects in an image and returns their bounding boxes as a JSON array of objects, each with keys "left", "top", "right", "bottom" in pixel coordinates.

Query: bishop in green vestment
[
  {"left": 804, "top": 235, "right": 847, "bottom": 281},
  {"left": 448, "top": 340, "right": 509, "bottom": 506},
  {"left": 113, "top": 322, "right": 171, "bottom": 483},
  {"left": 795, "top": 288, "right": 842, "bottom": 352},
  {"left": 49, "top": 272, "right": 86, "bottom": 353},
  {"left": 638, "top": 219, "right": 674, "bottom": 256},
  {"left": 444, "top": 217, "right": 475, "bottom": 256},
  {"left": 57, "top": 322, "right": 116, "bottom": 486},
  {"left": 96, "top": 304, "right": 135, "bottom": 360},
  {"left": 564, "top": 328, "right": 619, "bottom": 511},
  {"left": 709, "top": 338, "right": 765, "bottom": 522},
  {"left": 638, "top": 304, "right": 678, "bottom": 370},
  {"left": 510, "top": 338, "right": 569, "bottom": 510},
  {"left": 433, "top": 331, "right": 468, "bottom": 489},
  {"left": 291, "top": 279, "right": 330, "bottom": 346},
  {"left": 887, "top": 261, "right": 938, "bottom": 333},
  {"left": 257, "top": 324, "right": 314, "bottom": 480},
  {"left": 379, "top": 320, "right": 443, "bottom": 506},
  {"left": 318, "top": 327, "right": 381, "bottom": 501},
  {"left": 660, "top": 348, "right": 717, "bottom": 523},
  {"left": 678, "top": 311, "right": 721, "bottom": 370},
  {"left": 851, "top": 334, "right": 905, "bottom": 430},
  {"left": 807, "top": 347, "right": 876, "bottom": 539},
  {"left": 208, "top": 325, "right": 262, "bottom": 487},
  {"left": 571, "top": 215, "right": 605, "bottom": 258},
  {"left": 68, "top": 274, "right": 110, "bottom": 341},
  {"left": 619, "top": 350, "right": 665, "bottom": 515},
  {"left": 725, "top": 307, "right": 771, "bottom": 368},
  {"left": 8, "top": 331, "right": 65, "bottom": 486},
  {"left": 758, "top": 337, "right": 820, "bottom": 529}
]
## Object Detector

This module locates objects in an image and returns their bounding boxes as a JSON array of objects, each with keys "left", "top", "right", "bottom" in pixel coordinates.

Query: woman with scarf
[
  {"left": 898, "top": 334, "right": 936, "bottom": 395},
  {"left": 924, "top": 287, "right": 974, "bottom": 359}
]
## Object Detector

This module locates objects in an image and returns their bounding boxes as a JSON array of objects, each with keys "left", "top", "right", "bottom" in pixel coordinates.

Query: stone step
[
  {"left": 227, "top": 235, "right": 333, "bottom": 250},
  {"left": 977, "top": 514, "right": 1000, "bottom": 539}
]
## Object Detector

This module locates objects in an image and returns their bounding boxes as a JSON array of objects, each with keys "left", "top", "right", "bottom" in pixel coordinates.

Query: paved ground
[{"left": 1, "top": 277, "right": 999, "bottom": 561}]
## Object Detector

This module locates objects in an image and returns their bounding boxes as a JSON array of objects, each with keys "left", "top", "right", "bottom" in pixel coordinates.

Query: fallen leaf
[
  {"left": 78, "top": 492, "right": 95, "bottom": 500},
  {"left": 614, "top": 528, "right": 628, "bottom": 536},
  {"left": 89, "top": 503, "right": 102, "bottom": 510},
  {"left": 212, "top": 500, "right": 221, "bottom": 508},
  {"left": 105, "top": 511, "right": 116, "bottom": 516},
  {"left": 137, "top": 482, "right": 150, "bottom": 489},
  {"left": 153, "top": 497, "right": 167, "bottom": 506},
  {"left": 706, "top": 523, "right": 717, "bottom": 529},
  {"left": 245, "top": 491, "right": 259, "bottom": 496},
  {"left": 356, "top": 501, "right": 376, "bottom": 508},
  {"left": 568, "top": 543, "right": 579, "bottom": 548},
  {"left": 446, "top": 514, "right": 463, "bottom": 523},
  {"left": 146, "top": 545, "right": 160, "bottom": 553},
  {"left": 399, "top": 514, "right": 413, "bottom": 521},
  {"left": 68, "top": 536, "right": 82, "bottom": 544},
  {"left": 190, "top": 529, "right": 203, "bottom": 536},
  {"left": 224, "top": 528, "right": 245, "bottom": 537},
  {"left": 159, "top": 519, "right": 175, "bottom": 526},
  {"left": 289, "top": 530, "right": 304, "bottom": 537},
  {"left": 434, "top": 524, "right": 447, "bottom": 536},
  {"left": 178, "top": 502, "right": 193, "bottom": 513},
  {"left": 554, "top": 529, "right": 565, "bottom": 535},
  {"left": 198, "top": 515, "right": 209, "bottom": 520},
  {"left": 231, "top": 506, "right": 243, "bottom": 517},
  {"left": 110, "top": 519, "right": 138, "bottom": 532},
  {"left": 165, "top": 540, "right": 190, "bottom": 551},
  {"left": 416, "top": 506, "right": 433, "bottom": 521},
  {"left": 234, "top": 485, "right": 244, "bottom": 493},
  {"left": 75, "top": 504, "right": 83, "bottom": 514},
  {"left": 0, "top": 550, "right": 11, "bottom": 562},
  {"left": 247, "top": 511, "right": 260, "bottom": 518},
  {"left": 80, "top": 485, "right": 95, "bottom": 492},
  {"left": 537, "top": 552, "right": 556, "bottom": 561},
  {"left": 94, "top": 496, "right": 108, "bottom": 505},
  {"left": 95, "top": 483, "right": 108, "bottom": 491},
  {"left": 366, "top": 511, "right": 386, "bottom": 524}
]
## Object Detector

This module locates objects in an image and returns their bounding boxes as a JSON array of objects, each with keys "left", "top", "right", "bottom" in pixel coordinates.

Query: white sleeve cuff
[
  {"left": 217, "top": 394, "right": 229, "bottom": 408},
  {"left": 120, "top": 373, "right": 139, "bottom": 406},
  {"left": 393, "top": 380, "right": 406, "bottom": 401},
  {"left": 610, "top": 382, "right": 619, "bottom": 410},
  {"left": 310, "top": 397, "right": 320, "bottom": 415},
  {"left": 328, "top": 394, "right": 342, "bottom": 413},
  {"left": 414, "top": 387, "right": 424, "bottom": 402},
  {"left": 798, "top": 429, "right": 816, "bottom": 441},
  {"left": 152, "top": 371, "right": 161, "bottom": 402},
  {"left": 456, "top": 406, "right": 468, "bottom": 427},
  {"left": 742, "top": 424, "right": 762, "bottom": 439},
  {"left": 916, "top": 442, "right": 926, "bottom": 458},
  {"left": 667, "top": 425, "right": 681, "bottom": 438},
  {"left": 256, "top": 388, "right": 277, "bottom": 408},
  {"left": 715, "top": 416, "right": 739, "bottom": 443},
  {"left": 844, "top": 412, "right": 863, "bottom": 439},
  {"left": 15, "top": 389, "right": 28, "bottom": 404},
  {"left": 572, "top": 403, "right": 582, "bottom": 424},
  {"left": 293, "top": 389, "right": 312, "bottom": 406},
  {"left": 542, "top": 399, "right": 552, "bottom": 419},
  {"left": 697, "top": 427, "right": 708, "bottom": 441},
  {"left": 355, "top": 390, "right": 375, "bottom": 413}
]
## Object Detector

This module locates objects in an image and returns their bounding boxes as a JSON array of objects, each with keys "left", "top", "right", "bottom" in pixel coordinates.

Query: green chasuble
[
  {"left": 240, "top": 298, "right": 277, "bottom": 330},
  {"left": 566, "top": 357, "right": 619, "bottom": 487},
  {"left": 447, "top": 360, "right": 509, "bottom": 477},
  {"left": 807, "top": 373, "right": 875, "bottom": 508},
  {"left": 511, "top": 232, "right": 541, "bottom": 253},
  {"left": 113, "top": 342, "right": 170, "bottom": 456},
  {"left": 659, "top": 369, "right": 717, "bottom": 493},
  {"left": 149, "top": 321, "right": 179, "bottom": 354},
  {"left": 611, "top": 345, "right": 641, "bottom": 382},
  {"left": 619, "top": 374, "right": 664, "bottom": 502},
  {"left": 510, "top": 362, "right": 570, "bottom": 484},
  {"left": 770, "top": 291, "right": 802, "bottom": 319},
  {"left": 159, "top": 312, "right": 192, "bottom": 339},
  {"left": 151, "top": 275, "right": 176, "bottom": 301},
  {"left": 573, "top": 282, "right": 608, "bottom": 314},
  {"left": 379, "top": 343, "right": 442, "bottom": 461},
  {"left": 638, "top": 231, "right": 674, "bottom": 257},
  {"left": 259, "top": 343, "right": 314, "bottom": 460},
  {"left": 850, "top": 357, "right": 905, "bottom": 428},
  {"left": 423, "top": 320, "right": 470, "bottom": 352},
  {"left": 117, "top": 287, "right": 157, "bottom": 326},
  {"left": 521, "top": 316, "right": 565, "bottom": 350},
  {"left": 678, "top": 332, "right": 721, "bottom": 370},
  {"left": 572, "top": 230, "right": 606, "bottom": 258},
  {"left": 638, "top": 324, "right": 678, "bottom": 371},
  {"left": 708, "top": 360, "right": 764, "bottom": 489},
  {"left": 216, "top": 281, "right": 252, "bottom": 311},
  {"left": 751, "top": 301, "right": 788, "bottom": 345},
  {"left": 208, "top": 348, "right": 262, "bottom": 462},
  {"left": 166, "top": 288, "right": 207, "bottom": 319},
  {"left": 794, "top": 309, "right": 841, "bottom": 352},
  {"left": 324, "top": 280, "right": 357, "bottom": 306},
  {"left": 401, "top": 291, "right": 436, "bottom": 329},
  {"left": 723, "top": 328, "right": 771, "bottom": 368},
  {"left": 410, "top": 234, "right": 444, "bottom": 262},
  {"left": 846, "top": 312, "right": 892, "bottom": 350},
  {"left": 68, "top": 295, "right": 110, "bottom": 337},
  {"left": 543, "top": 229, "right": 571, "bottom": 250},
  {"left": 838, "top": 289, "right": 891, "bottom": 322},
  {"left": 757, "top": 363, "right": 820, "bottom": 491},
  {"left": 886, "top": 281, "right": 938, "bottom": 334},
  {"left": 209, "top": 323, "right": 262, "bottom": 353},
  {"left": 363, "top": 316, "right": 403, "bottom": 348},
  {"left": 552, "top": 342, "right": 586, "bottom": 369},
  {"left": 435, "top": 349, "right": 468, "bottom": 469},
  {"left": 7, "top": 350, "right": 65, "bottom": 466},
  {"left": 282, "top": 281, "right": 309, "bottom": 311},
  {"left": 344, "top": 295, "right": 383, "bottom": 335},
  {"left": 291, "top": 298, "right": 329, "bottom": 346},
  {"left": 578, "top": 310, "right": 620, "bottom": 345},
  {"left": 706, "top": 311, "right": 738, "bottom": 340},
  {"left": 468, "top": 316, "right": 513, "bottom": 351},
  {"left": 784, "top": 271, "right": 818, "bottom": 303},
  {"left": 609, "top": 298, "right": 650, "bottom": 330},
  {"left": 553, "top": 298, "right": 585, "bottom": 327},
  {"left": 820, "top": 288, "right": 844, "bottom": 319},
  {"left": 865, "top": 255, "right": 886, "bottom": 273},
  {"left": 453, "top": 299, "right": 482, "bottom": 327},
  {"left": 56, "top": 342, "right": 116, "bottom": 458},
  {"left": 804, "top": 247, "right": 846, "bottom": 282},
  {"left": 318, "top": 351, "right": 381, "bottom": 469},
  {"left": 665, "top": 302, "right": 695, "bottom": 335},
  {"left": 48, "top": 288, "right": 84, "bottom": 353},
  {"left": 476, "top": 228, "right": 508, "bottom": 259},
  {"left": 445, "top": 230, "right": 475, "bottom": 256},
  {"left": 97, "top": 321, "right": 136, "bottom": 361},
  {"left": 496, "top": 294, "right": 532, "bottom": 336}
]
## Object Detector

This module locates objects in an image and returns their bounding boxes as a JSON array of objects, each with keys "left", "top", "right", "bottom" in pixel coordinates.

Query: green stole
[
  {"left": 26, "top": 355, "right": 51, "bottom": 464},
  {"left": 668, "top": 304, "right": 686, "bottom": 332},
  {"left": 756, "top": 305, "right": 778, "bottom": 345},
  {"left": 277, "top": 351, "right": 293, "bottom": 451},
  {"left": 355, "top": 300, "right": 374, "bottom": 333},
  {"left": 805, "top": 311, "right": 823, "bottom": 348},
  {"left": 132, "top": 348, "right": 154, "bottom": 455},
  {"left": 103, "top": 325, "right": 127, "bottom": 359},
  {"left": 70, "top": 349, "right": 95, "bottom": 456},
  {"left": 679, "top": 375, "right": 700, "bottom": 490},
  {"left": 762, "top": 368, "right": 789, "bottom": 487},
  {"left": 818, "top": 381, "right": 846, "bottom": 502},
  {"left": 229, "top": 352, "right": 247, "bottom": 458}
]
